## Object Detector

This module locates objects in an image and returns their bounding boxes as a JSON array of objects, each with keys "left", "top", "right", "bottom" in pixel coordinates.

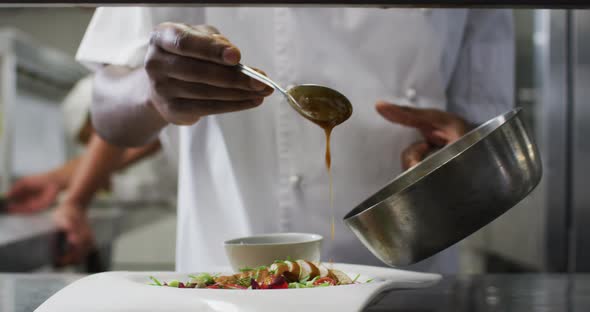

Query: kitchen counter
[
  {"left": 0, "top": 200, "right": 173, "bottom": 272},
  {"left": 1, "top": 273, "right": 589, "bottom": 311}
]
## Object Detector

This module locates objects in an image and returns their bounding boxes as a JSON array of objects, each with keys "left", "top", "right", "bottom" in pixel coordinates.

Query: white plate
[{"left": 35, "top": 263, "right": 441, "bottom": 312}]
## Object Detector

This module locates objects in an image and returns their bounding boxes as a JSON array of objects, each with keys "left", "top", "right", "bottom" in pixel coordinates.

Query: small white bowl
[{"left": 224, "top": 233, "right": 323, "bottom": 272}]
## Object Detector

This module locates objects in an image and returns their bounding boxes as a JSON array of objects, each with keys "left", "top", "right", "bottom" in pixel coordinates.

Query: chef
[{"left": 76, "top": 7, "right": 514, "bottom": 273}]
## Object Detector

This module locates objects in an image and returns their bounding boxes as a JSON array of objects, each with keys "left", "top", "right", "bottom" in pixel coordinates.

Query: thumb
[{"left": 401, "top": 141, "right": 432, "bottom": 170}]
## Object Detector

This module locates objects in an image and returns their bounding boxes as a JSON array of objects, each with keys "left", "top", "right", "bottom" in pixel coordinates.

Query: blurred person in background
[
  {"left": 6, "top": 75, "right": 178, "bottom": 265},
  {"left": 79, "top": 7, "right": 514, "bottom": 273}
]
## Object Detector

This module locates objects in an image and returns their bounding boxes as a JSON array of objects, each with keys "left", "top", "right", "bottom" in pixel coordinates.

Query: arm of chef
[
  {"left": 76, "top": 7, "right": 272, "bottom": 147},
  {"left": 445, "top": 9, "right": 515, "bottom": 125}
]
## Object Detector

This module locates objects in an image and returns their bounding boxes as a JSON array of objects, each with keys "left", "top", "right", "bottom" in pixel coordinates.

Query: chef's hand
[
  {"left": 53, "top": 202, "right": 95, "bottom": 266},
  {"left": 6, "top": 174, "right": 61, "bottom": 213},
  {"left": 145, "top": 23, "right": 273, "bottom": 125},
  {"left": 376, "top": 101, "right": 470, "bottom": 170}
]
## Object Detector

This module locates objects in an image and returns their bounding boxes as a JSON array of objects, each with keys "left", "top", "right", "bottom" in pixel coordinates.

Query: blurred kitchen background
[
  {"left": 0, "top": 8, "right": 588, "bottom": 274},
  {"left": 0, "top": 8, "right": 177, "bottom": 272}
]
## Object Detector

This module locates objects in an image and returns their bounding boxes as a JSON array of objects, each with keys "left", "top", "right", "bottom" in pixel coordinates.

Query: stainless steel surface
[
  {"left": 479, "top": 10, "right": 590, "bottom": 273},
  {"left": 468, "top": 10, "right": 590, "bottom": 274},
  {"left": 366, "top": 274, "right": 590, "bottom": 311},
  {"left": 237, "top": 64, "right": 352, "bottom": 125},
  {"left": 536, "top": 9, "right": 571, "bottom": 273},
  {"left": 2, "top": 273, "right": 590, "bottom": 312},
  {"left": 571, "top": 10, "right": 590, "bottom": 272},
  {"left": 0, "top": 274, "right": 83, "bottom": 312},
  {"left": 472, "top": 10, "right": 571, "bottom": 272},
  {"left": 344, "top": 108, "right": 542, "bottom": 267},
  {"left": 0, "top": 37, "right": 16, "bottom": 194},
  {"left": 0, "top": 202, "right": 172, "bottom": 272},
  {"left": 0, "top": 208, "right": 123, "bottom": 271}
]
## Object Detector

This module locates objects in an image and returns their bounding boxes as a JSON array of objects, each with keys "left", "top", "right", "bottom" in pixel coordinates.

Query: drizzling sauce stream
[
  {"left": 326, "top": 129, "right": 335, "bottom": 265},
  {"left": 288, "top": 87, "right": 352, "bottom": 262},
  {"left": 324, "top": 128, "right": 335, "bottom": 241}
]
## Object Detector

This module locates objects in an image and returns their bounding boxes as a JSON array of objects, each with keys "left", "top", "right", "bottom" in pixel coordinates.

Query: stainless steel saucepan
[{"left": 344, "top": 108, "right": 542, "bottom": 267}]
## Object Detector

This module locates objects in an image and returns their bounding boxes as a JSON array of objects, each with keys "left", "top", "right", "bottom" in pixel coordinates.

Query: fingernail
[
  {"left": 258, "top": 87, "right": 274, "bottom": 95},
  {"left": 222, "top": 47, "right": 240, "bottom": 65},
  {"left": 250, "top": 79, "right": 266, "bottom": 91}
]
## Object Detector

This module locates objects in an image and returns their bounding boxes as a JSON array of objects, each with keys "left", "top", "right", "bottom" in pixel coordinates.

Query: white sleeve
[
  {"left": 446, "top": 9, "right": 515, "bottom": 125},
  {"left": 76, "top": 7, "right": 205, "bottom": 70}
]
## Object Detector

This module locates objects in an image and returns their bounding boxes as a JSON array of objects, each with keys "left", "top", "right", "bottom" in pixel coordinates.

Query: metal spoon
[{"left": 237, "top": 64, "right": 353, "bottom": 127}]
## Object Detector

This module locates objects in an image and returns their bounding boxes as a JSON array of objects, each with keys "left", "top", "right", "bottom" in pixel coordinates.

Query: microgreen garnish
[
  {"left": 149, "top": 276, "right": 162, "bottom": 286},
  {"left": 352, "top": 273, "right": 361, "bottom": 283},
  {"left": 235, "top": 276, "right": 252, "bottom": 287},
  {"left": 240, "top": 265, "right": 267, "bottom": 272},
  {"left": 300, "top": 275, "right": 310, "bottom": 283},
  {"left": 189, "top": 273, "right": 216, "bottom": 287}
]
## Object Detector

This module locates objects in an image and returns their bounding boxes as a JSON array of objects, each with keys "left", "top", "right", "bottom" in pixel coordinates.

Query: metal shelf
[
  {"left": 0, "top": 28, "right": 88, "bottom": 193},
  {"left": 3, "top": 1, "right": 589, "bottom": 8}
]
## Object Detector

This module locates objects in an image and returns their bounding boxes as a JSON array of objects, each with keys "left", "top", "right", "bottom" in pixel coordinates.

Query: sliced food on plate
[{"left": 149, "top": 259, "right": 368, "bottom": 290}]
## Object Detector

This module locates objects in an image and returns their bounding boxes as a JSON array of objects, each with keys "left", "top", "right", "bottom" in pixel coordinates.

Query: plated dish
[
  {"left": 149, "top": 259, "right": 368, "bottom": 290},
  {"left": 35, "top": 263, "right": 442, "bottom": 312}
]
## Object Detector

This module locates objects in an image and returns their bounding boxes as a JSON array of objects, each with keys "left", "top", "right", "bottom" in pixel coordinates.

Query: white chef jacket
[{"left": 77, "top": 7, "right": 514, "bottom": 273}]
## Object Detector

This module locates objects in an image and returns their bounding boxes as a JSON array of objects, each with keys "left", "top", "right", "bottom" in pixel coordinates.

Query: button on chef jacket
[{"left": 77, "top": 7, "right": 514, "bottom": 273}]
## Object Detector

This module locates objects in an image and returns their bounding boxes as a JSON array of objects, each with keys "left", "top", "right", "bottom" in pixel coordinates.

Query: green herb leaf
[
  {"left": 300, "top": 275, "right": 310, "bottom": 283},
  {"left": 235, "top": 277, "right": 252, "bottom": 287},
  {"left": 366, "top": 278, "right": 373, "bottom": 283},
  {"left": 149, "top": 276, "right": 162, "bottom": 286},
  {"left": 289, "top": 282, "right": 307, "bottom": 288},
  {"left": 189, "top": 273, "right": 215, "bottom": 287},
  {"left": 352, "top": 274, "right": 361, "bottom": 283}
]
